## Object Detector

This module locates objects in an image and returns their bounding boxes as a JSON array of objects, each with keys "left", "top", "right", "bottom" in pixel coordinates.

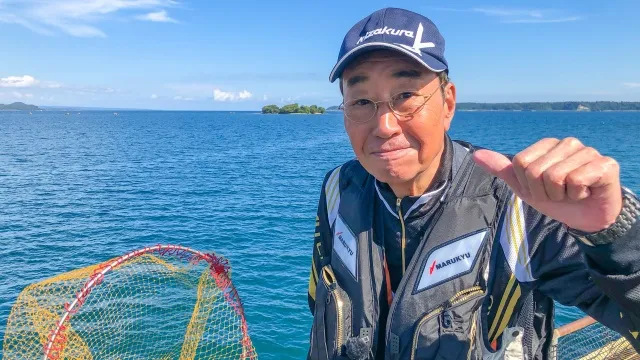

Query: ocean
[{"left": 1, "top": 110, "right": 639, "bottom": 359}]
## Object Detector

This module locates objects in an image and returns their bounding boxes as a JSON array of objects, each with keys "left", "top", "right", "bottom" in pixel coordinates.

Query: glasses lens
[
  {"left": 391, "top": 91, "right": 427, "bottom": 115},
  {"left": 344, "top": 99, "right": 376, "bottom": 123}
]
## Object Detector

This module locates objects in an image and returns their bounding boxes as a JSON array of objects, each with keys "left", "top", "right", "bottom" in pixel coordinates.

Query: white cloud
[
  {"left": 432, "top": 7, "right": 582, "bottom": 24},
  {"left": 238, "top": 90, "right": 252, "bottom": 99},
  {"left": 263, "top": 94, "right": 268, "bottom": 101},
  {"left": 0, "top": 75, "right": 39, "bottom": 88},
  {"left": 173, "top": 95, "right": 193, "bottom": 101},
  {"left": 166, "top": 83, "right": 215, "bottom": 94},
  {"left": 136, "top": 10, "right": 177, "bottom": 23},
  {"left": 0, "top": 13, "right": 54, "bottom": 36},
  {"left": 471, "top": 8, "right": 544, "bottom": 18},
  {"left": 6, "top": 91, "right": 33, "bottom": 100},
  {"left": 64, "top": 85, "right": 121, "bottom": 94},
  {"left": 623, "top": 83, "right": 640, "bottom": 88},
  {"left": 213, "top": 89, "right": 253, "bottom": 101},
  {"left": 40, "top": 95, "right": 55, "bottom": 101},
  {"left": 151, "top": 94, "right": 158, "bottom": 99},
  {"left": 503, "top": 16, "right": 581, "bottom": 24},
  {"left": 0, "top": 0, "right": 179, "bottom": 38},
  {"left": 42, "top": 81, "right": 63, "bottom": 88}
]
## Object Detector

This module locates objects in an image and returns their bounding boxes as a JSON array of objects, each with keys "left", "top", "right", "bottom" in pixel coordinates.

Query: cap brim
[{"left": 329, "top": 42, "right": 447, "bottom": 83}]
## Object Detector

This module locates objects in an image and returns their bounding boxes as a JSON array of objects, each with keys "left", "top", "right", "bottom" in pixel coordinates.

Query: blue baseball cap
[{"left": 329, "top": 8, "right": 448, "bottom": 83}]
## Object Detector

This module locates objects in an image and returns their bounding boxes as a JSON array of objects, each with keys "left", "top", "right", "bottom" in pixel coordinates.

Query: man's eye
[
  {"left": 398, "top": 92, "right": 415, "bottom": 100},
  {"left": 350, "top": 99, "right": 372, "bottom": 107}
]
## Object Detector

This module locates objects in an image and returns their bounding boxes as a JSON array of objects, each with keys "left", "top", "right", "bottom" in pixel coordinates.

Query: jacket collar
[{"left": 375, "top": 135, "right": 453, "bottom": 220}]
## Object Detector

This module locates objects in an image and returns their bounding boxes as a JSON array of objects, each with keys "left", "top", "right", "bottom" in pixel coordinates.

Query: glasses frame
[{"left": 339, "top": 82, "right": 446, "bottom": 124}]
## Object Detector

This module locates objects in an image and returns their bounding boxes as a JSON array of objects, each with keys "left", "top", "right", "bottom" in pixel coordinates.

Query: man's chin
[{"left": 367, "top": 165, "right": 417, "bottom": 185}]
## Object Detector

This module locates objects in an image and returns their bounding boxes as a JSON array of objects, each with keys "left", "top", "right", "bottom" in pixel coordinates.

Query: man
[{"left": 307, "top": 7, "right": 640, "bottom": 360}]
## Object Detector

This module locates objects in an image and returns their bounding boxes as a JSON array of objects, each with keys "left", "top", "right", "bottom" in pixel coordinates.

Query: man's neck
[{"left": 388, "top": 144, "right": 446, "bottom": 198}]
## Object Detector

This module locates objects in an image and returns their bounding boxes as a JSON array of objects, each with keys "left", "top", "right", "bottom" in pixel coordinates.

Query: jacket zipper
[
  {"left": 410, "top": 286, "right": 484, "bottom": 360},
  {"left": 322, "top": 266, "right": 345, "bottom": 355},
  {"left": 386, "top": 153, "right": 475, "bottom": 347},
  {"left": 396, "top": 198, "right": 406, "bottom": 274}
]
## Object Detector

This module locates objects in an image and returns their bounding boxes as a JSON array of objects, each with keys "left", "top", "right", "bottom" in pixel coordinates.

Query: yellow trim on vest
[
  {"left": 308, "top": 270, "right": 317, "bottom": 301},
  {"left": 311, "top": 257, "right": 318, "bottom": 283},
  {"left": 326, "top": 169, "right": 341, "bottom": 213},
  {"left": 309, "top": 258, "right": 318, "bottom": 300},
  {"left": 489, "top": 274, "right": 516, "bottom": 339},
  {"left": 512, "top": 197, "right": 533, "bottom": 279},
  {"left": 493, "top": 284, "right": 521, "bottom": 343}
]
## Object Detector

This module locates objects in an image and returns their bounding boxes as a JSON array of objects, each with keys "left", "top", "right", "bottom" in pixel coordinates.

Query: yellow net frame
[
  {"left": 3, "top": 244, "right": 258, "bottom": 360},
  {"left": 552, "top": 316, "right": 638, "bottom": 359}
]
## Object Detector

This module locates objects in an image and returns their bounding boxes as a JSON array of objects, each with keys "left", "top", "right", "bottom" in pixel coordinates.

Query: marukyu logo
[
  {"left": 429, "top": 252, "right": 472, "bottom": 275},
  {"left": 333, "top": 217, "right": 358, "bottom": 278},
  {"left": 336, "top": 232, "right": 353, "bottom": 256},
  {"left": 416, "top": 230, "right": 487, "bottom": 292},
  {"left": 356, "top": 23, "right": 436, "bottom": 55}
]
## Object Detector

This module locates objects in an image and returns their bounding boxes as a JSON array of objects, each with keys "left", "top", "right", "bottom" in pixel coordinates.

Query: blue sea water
[{"left": 1, "top": 110, "right": 639, "bottom": 359}]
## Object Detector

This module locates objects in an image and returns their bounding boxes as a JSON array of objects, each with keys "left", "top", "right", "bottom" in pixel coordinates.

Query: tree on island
[
  {"left": 261, "top": 103, "right": 326, "bottom": 114},
  {"left": 280, "top": 103, "right": 300, "bottom": 114},
  {"left": 262, "top": 105, "right": 280, "bottom": 114}
]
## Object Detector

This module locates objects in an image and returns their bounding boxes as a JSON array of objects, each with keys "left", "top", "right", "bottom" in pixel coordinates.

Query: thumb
[{"left": 473, "top": 149, "right": 524, "bottom": 195}]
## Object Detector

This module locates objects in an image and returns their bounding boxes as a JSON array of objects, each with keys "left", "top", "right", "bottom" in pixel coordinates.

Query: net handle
[
  {"left": 42, "top": 244, "right": 208, "bottom": 360},
  {"left": 554, "top": 316, "right": 597, "bottom": 338}
]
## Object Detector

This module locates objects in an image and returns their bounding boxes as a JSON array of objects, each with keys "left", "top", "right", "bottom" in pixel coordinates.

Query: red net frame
[{"left": 42, "top": 244, "right": 256, "bottom": 360}]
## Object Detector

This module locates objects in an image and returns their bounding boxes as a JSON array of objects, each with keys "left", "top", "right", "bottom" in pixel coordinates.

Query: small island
[
  {"left": 262, "top": 103, "right": 326, "bottom": 114},
  {"left": 0, "top": 102, "right": 40, "bottom": 111}
]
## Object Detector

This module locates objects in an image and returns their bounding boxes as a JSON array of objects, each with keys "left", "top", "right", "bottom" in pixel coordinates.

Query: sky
[{"left": 1, "top": 0, "right": 639, "bottom": 110}]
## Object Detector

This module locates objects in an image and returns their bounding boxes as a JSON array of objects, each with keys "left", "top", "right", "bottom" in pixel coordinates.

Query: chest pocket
[
  {"left": 310, "top": 265, "right": 353, "bottom": 360},
  {"left": 412, "top": 287, "right": 485, "bottom": 360}
]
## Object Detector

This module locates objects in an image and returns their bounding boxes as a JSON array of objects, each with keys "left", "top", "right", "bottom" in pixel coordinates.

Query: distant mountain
[
  {"left": 325, "top": 102, "right": 640, "bottom": 112},
  {"left": 0, "top": 102, "right": 40, "bottom": 111},
  {"left": 457, "top": 101, "right": 640, "bottom": 111}
]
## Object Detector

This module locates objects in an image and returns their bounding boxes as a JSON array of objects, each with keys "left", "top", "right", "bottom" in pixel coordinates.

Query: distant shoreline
[
  {"left": 3, "top": 101, "right": 640, "bottom": 112},
  {"left": 457, "top": 109, "right": 640, "bottom": 112}
]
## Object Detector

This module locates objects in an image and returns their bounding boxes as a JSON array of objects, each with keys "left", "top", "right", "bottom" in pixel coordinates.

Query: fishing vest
[{"left": 309, "top": 141, "right": 512, "bottom": 360}]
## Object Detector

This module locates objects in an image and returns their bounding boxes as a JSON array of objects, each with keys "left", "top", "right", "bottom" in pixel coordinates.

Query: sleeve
[
  {"left": 308, "top": 172, "right": 334, "bottom": 315},
  {"left": 519, "top": 193, "right": 640, "bottom": 350}
]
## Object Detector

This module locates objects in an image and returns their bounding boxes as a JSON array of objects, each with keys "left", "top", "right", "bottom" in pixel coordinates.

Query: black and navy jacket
[{"left": 307, "top": 136, "right": 640, "bottom": 359}]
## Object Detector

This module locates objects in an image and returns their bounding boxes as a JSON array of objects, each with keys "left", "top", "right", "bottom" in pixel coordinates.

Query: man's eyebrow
[
  {"left": 392, "top": 69, "right": 422, "bottom": 78},
  {"left": 346, "top": 75, "right": 368, "bottom": 87}
]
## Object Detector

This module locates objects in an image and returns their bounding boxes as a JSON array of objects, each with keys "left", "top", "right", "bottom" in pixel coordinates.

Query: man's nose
[{"left": 371, "top": 102, "right": 402, "bottom": 138}]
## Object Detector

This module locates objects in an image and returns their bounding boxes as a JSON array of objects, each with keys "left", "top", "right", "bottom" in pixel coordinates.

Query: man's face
[{"left": 341, "top": 50, "right": 456, "bottom": 187}]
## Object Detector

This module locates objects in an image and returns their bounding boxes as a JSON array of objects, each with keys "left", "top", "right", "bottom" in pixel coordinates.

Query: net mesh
[
  {"left": 552, "top": 318, "right": 638, "bottom": 360},
  {"left": 3, "top": 245, "right": 258, "bottom": 360}
]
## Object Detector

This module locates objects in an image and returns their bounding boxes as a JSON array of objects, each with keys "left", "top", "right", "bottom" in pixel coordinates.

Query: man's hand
[{"left": 473, "top": 137, "right": 623, "bottom": 233}]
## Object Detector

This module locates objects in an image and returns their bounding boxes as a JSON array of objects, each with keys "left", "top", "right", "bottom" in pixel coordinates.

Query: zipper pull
[
  {"left": 442, "top": 310, "right": 453, "bottom": 329},
  {"left": 395, "top": 197, "right": 401, "bottom": 212}
]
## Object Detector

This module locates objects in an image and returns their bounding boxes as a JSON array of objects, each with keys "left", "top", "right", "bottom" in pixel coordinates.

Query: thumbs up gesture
[{"left": 473, "top": 138, "right": 623, "bottom": 233}]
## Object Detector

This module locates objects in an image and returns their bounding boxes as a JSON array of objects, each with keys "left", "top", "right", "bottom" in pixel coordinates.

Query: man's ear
[{"left": 443, "top": 81, "right": 456, "bottom": 131}]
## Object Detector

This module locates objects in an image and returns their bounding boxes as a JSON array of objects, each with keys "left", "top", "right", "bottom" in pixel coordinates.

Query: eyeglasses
[{"left": 339, "top": 82, "right": 446, "bottom": 123}]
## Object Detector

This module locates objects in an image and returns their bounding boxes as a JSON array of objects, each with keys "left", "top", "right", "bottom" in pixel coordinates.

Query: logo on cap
[
  {"left": 398, "top": 23, "right": 435, "bottom": 55},
  {"left": 356, "top": 26, "right": 415, "bottom": 45}
]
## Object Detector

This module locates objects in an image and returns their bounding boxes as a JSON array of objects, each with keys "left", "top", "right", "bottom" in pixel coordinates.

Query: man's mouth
[{"left": 371, "top": 147, "right": 411, "bottom": 160}]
